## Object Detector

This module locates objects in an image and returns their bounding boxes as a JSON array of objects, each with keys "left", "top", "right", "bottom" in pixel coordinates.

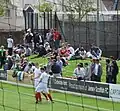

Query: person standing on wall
[{"left": 7, "top": 35, "right": 14, "bottom": 56}]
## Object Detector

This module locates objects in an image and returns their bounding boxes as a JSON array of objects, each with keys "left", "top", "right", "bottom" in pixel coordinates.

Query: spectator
[
  {"left": 12, "top": 51, "right": 20, "bottom": 63},
  {"left": 24, "top": 46, "right": 32, "bottom": 57},
  {"left": 24, "top": 28, "right": 33, "bottom": 48},
  {"left": 79, "top": 47, "right": 86, "bottom": 59},
  {"left": 87, "top": 45, "right": 102, "bottom": 59},
  {"left": 56, "top": 56, "right": 63, "bottom": 76},
  {"left": 0, "top": 46, "right": 6, "bottom": 68},
  {"left": 38, "top": 45, "right": 47, "bottom": 57},
  {"left": 44, "top": 42, "right": 51, "bottom": 53},
  {"left": 106, "top": 59, "right": 112, "bottom": 83},
  {"left": 7, "top": 35, "right": 14, "bottom": 56},
  {"left": 46, "top": 29, "right": 53, "bottom": 43},
  {"left": 91, "top": 59, "right": 102, "bottom": 82},
  {"left": 53, "top": 28, "right": 62, "bottom": 50},
  {"left": 84, "top": 63, "right": 91, "bottom": 80},
  {"left": 73, "top": 63, "right": 85, "bottom": 80},
  {"left": 7, "top": 56, "right": 13, "bottom": 70},
  {"left": 33, "top": 31, "right": 40, "bottom": 50},
  {"left": 51, "top": 59, "right": 61, "bottom": 77},
  {"left": 67, "top": 44, "right": 75, "bottom": 60},
  {"left": 111, "top": 60, "right": 119, "bottom": 84}
]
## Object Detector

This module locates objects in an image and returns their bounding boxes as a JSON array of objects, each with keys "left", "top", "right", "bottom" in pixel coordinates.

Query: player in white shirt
[
  {"left": 7, "top": 35, "right": 14, "bottom": 56},
  {"left": 32, "top": 63, "right": 41, "bottom": 88},
  {"left": 35, "top": 67, "right": 53, "bottom": 103}
]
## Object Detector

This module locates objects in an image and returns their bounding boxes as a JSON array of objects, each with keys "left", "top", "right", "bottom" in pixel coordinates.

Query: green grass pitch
[
  {"left": 0, "top": 83, "right": 120, "bottom": 111},
  {"left": 0, "top": 56, "right": 120, "bottom": 111}
]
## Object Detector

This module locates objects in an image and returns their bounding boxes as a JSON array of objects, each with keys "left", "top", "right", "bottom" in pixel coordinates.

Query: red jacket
[{"left": 53, "top": 31, "right": 61, "bottom": 40}]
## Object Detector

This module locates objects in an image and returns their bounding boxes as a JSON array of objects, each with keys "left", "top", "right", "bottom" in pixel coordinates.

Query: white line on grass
[{"left": 0, "top": 80, "right": 117, "bottom": 111}]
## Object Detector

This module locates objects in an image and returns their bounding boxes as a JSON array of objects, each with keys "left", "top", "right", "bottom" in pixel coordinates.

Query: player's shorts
[{"left": 35, "top": 82, "right": 49, "bottom": 93}]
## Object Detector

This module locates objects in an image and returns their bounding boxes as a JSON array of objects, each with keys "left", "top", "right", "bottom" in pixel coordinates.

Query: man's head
[
  {"left": 57, "top": 56, "right": 61, "bottom": 61},
  {"left": 77, "top": 63, "right": 83, "bottom": 69},
  {"left": 84, "top": 63, "right": 88, "bottom": 67},
  {"left": 106, "top": 59, "right": 110, "bottom": 64},
  {"left": 1, "top": 46, "right": 4, "bottom": 50},
  {"left": 95, "top": 59, "right": 100, "bottom": 64},
  {"left": 67, "top": 44, "right": 71, "bottom": 48},
  {"left": 28, "top": 63, "right": 32, "bottom": 68},
  {"left": 27, "top": 28, "right": 31, "bottom": 33},
  {"left": 8, "top": 35, "right": 12, "bottom": 38},
  {"left": 40, "top": 67, "right": 45, "bottom": 73}
]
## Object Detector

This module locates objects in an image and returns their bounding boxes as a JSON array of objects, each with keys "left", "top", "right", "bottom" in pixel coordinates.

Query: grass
[
  {"left": 1, "top": 55, "right": 120, "bottom": 111},
  {"left": 29, "top": 55, "right": 120, "bottom": 84},
  {"left": 0, "top": 83, "right": 120, "bottom": 111}
]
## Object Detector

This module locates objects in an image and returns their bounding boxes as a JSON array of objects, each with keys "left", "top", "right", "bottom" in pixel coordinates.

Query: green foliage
[
  {"left": 63, "top": 0, "right": 96, "bottom": 21},
  {"left": 36, "top": 0, "right": 53, "bottom": 12},
  {"left": 0, "top": 6, "right": 4, "bottom": 16},
  {"left": 0, "top": 0, "right": 10, "bottom": 16}
]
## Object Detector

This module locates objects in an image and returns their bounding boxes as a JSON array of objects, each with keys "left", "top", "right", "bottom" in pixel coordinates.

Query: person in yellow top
[{"left": 0, "top": 46, "right": 6, "bottom": 68}]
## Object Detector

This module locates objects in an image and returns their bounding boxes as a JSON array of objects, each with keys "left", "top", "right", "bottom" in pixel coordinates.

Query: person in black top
[
  {"left": 106, "top": 59, "right": 112, "bottom": 83},
  {"left": 51, "top": 59, "right": 61, "bottom": 77},
  {"left": 111, "top": 60, "right": 119, "bottom": 84},
  {"left": 33, "top": 31, "right": 40, "bottom": 50},
  {"left": 24, "top": 28, "right": 33, "bottom": 48},
  {"left": 0, "top": 46, "right": 6, "bottom": 68}
]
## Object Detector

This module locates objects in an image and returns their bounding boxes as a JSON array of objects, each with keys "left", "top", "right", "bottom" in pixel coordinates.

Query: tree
[
  {"left": 36, "top": 0, "right": 54, "bottom": 12},
  {"left": 0, "top": 0, "right": 10, "bottom": 16},
  {"left": 60, "top": 0, "right": 96, "bottom": 21}
]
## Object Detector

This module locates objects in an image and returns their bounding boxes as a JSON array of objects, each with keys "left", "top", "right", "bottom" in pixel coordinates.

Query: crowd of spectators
[{"left": 0, "top": 28, "right": 119, "bottom": 84}]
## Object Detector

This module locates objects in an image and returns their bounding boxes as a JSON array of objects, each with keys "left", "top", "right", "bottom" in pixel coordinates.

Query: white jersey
[
  {"left": 35, "top": 72, "right": 50, "bottom": 93},
  {"left": 33, "top": 67, "right": 41, "bottom": 87},
  {"left": 39, "top": 72, "right": 50, "bottom": 84},
  {"left": 7, "top": 38, "right": 13, "bottom": 48},
  {"left": 34, "top": 68, "right": 41, "bottom": 79}
]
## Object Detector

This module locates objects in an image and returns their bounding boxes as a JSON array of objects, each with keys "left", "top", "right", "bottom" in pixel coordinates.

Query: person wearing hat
[
  {"left": 0, "top": 46, "right": 6, "bottom": 68},
  {"left": 73, "top": 63, "right": 86, "bottom": 80}
]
